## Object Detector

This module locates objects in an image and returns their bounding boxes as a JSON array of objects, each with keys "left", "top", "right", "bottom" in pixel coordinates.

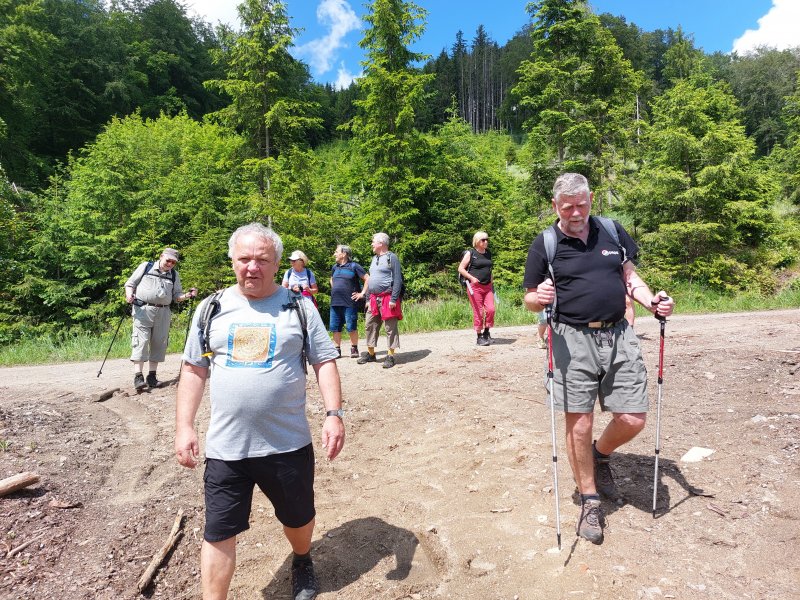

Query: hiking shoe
[
  {"left": 335, "top": 346, "right": 341, "bottom": 358},
  {"left": 133, "top": 373, "right": 147, "bottom": 391},
  {"left": 291, "top": 559, "right": 319, "bottom": 600},
  {"left": 350, "top": 345, "right": 359, "bottom": 358},
  {"left": 146, "top": 372, "right": 160, "bottom": 388},
  {"left": 576, "top": 498, "right": 604, "bottom": 544},
  {"left": 537, "top": 337, "right": 547, "bottom": 349},
  {"left": 482, "top": 329, "right": 494, "bottom": 345},
  {"left": 594, "top": 450, "right": 620, "bottom": 502},
  {"left": 383, "top": 354, "right": 396, "bottom": 369},
  {"left": 477, "top": 335, "right": 489, "bottom": 346},
  {"left": 356, "top": 352, "right": 376, "bottom": 364}
]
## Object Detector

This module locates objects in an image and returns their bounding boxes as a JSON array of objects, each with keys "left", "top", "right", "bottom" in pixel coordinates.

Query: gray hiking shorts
[
  {"left": 130, "top": 304, "right": 172, "bottom": 362},
  {"left": 545, "top": 321, "right": 648, "bottom": 413}
]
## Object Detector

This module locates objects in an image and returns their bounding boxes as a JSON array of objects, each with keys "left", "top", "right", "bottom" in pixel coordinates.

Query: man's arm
[
  {"left": 175, "top": 362, "right": 209, "bottom": 469},
  {"left": 523, "top": 278, "right": 555, "bottom": 313},
  {"left": 312, "top": 359, "right": 345, "bottom": 461},
  {"left": 623, "top": 262, "right": 675, "bottom": 318}
]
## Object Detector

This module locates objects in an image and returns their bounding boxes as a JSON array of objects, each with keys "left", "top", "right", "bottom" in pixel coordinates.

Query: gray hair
[
  {"left": 336, "top": 244, "right": 352, "bottom": 259},
  {"left": 372, "top": 232, "right": 390, "bottom": 247},
  {"left": 552, "top": 173, "right": 590, "bottom": 202},
  {"left": 228, "top": 222, "right": 283, "bottom": 261}
]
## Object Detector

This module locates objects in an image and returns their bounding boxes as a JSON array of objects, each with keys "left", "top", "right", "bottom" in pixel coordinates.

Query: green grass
[
  {"left": 1, "top": 283, "right": 798, "bottom": 367},
  {"left": 0, "top": 311, "right": 194, "bottom": 367}
]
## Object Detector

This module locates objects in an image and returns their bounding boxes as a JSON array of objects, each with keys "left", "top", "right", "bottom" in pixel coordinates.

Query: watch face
[{"left": 328, "top": 409, "right": 343, "bottom": 418}]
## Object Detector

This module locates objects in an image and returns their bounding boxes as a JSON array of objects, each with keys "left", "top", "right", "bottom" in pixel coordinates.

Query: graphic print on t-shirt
[{"left": 225, "top": 323, "right": 276, "bottom": 368}]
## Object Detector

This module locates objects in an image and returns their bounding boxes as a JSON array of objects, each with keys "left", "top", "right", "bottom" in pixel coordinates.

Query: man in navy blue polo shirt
[{"left": 523, "top": 173, "right": 674, "bottom": 544}]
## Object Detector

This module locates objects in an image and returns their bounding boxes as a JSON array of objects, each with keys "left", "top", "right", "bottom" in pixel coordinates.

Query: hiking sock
[
  {"left": 482, "top": 328, "right": 490, "bottom": 338},
  {"left": 593, "top": 441, "right": 610, "bottom": 460},
  {"left": 292, "top": 551, "right": 312, "bottom": 565},
  {"left": 580, "top": 493, "right": 601, "bottom": 503},
  {"left": 388, "top": 349, "right": 395, "bottom": 356},
  {"left": 367, "top": 347, "right": 376, "bottom": 357}
]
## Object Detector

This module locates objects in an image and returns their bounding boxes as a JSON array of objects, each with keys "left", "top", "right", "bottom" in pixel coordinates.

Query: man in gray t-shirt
[
  {"left": 175, "top": 223, "right": 344, "bottom": 600},
  {"left": 354, "top": 232, "right": 403, "bottom": 369},
  {"left": 124, "top": 247, "right": 196, "bottom": 391}
]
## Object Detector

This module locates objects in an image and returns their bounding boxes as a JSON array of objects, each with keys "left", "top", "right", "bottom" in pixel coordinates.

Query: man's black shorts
[{"left": 203, "top": 444, "right": 315, "bottom": 542}]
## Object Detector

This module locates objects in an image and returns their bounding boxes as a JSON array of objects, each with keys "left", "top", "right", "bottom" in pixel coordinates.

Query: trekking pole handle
[{"left": 650, "top": 293, "right": 671, "bottom": 322}]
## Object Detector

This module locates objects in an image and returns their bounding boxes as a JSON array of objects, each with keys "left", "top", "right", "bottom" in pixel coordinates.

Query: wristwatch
[{"left": 326, "top": 409, "right": 344, "bottom": 419}]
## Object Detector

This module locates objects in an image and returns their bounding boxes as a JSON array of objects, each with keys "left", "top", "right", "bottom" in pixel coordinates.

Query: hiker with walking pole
[
  {"left": 523, "top": 173, "right": 674, "bottom": 545},
  {"left": 124, "top": 248, "right": 196, "bottom": 391}
]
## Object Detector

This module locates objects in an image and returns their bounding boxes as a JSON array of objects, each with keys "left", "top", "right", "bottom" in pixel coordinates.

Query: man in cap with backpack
[
  {"left": 523, "top": 173, "right": 674, "bottom": 544},
  {"left": 175, "top": 223, "right": 344, "bottom": 600},
  {"left": 125, "top": 247, "right": 196, "bottom": 390}
]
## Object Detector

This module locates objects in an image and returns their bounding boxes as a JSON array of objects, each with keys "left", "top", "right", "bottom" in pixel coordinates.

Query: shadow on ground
[{"left": 260, "top": 517, "right": 420, "bottom": 598}]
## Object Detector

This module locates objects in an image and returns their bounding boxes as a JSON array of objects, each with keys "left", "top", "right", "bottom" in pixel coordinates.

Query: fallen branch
[
  {"left": 706, "top": 502, "right": 728, "bottom": 517},
  {"left": 137, "top": 509, "right": 185, "bottom": 592},
  {"left": 7, "top": 532, "right": 47, "bottom": 558},
  {"left": 91, "top": 388, "right": 120, "bottom": 403},
  {"left": 0, "top": 472, "right": 40, "bottom": 497}
]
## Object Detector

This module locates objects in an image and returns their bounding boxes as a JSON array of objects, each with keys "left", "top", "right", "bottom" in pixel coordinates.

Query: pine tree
[
  {"left": 204, "top": 0, "right": 322, "bottom": 193},
  {"left": 348, "top": 0, "right": 434, "bottom": 234},
  {"left": 513, "top": 0, "right": 640, "bottom": 188}
]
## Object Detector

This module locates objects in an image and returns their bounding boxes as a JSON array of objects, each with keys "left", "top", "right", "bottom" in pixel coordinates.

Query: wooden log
[
  {"left": 0, "top": 472, "right": 40, "bottom": 497},
  {"left": 137, "top": 508, "right": 185, "bottom": 592}
]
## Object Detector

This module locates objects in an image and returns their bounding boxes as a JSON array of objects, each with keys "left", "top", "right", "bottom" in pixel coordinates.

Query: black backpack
[
  {"left": 196, "top": 289, "right": 310, "bottom": 374},
  {"left": 542, "top": 216, "right": 626, "bottom": 314},
  {"left": 458, "top": 249, "right": 476, "bottom": 287},
  {"left": 143, "top": 260, "right": 176, "bottom": 284}
]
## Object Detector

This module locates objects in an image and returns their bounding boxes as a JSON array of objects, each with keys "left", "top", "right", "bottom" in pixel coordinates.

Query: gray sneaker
[
  {"left": 577, "top": 498, "right": 604, "bottom": 544},
  {"left": 291, "top": 559, "right": 319, "bottom": 600},
  {"left": 383, "top": 354, "right": 396, "bottom": 368},
  {"left": 356, "top": 352, "right": 376, "bottom": 364},
  {"left": 594, "top": 451, "right": 620, "bottom": 502}
]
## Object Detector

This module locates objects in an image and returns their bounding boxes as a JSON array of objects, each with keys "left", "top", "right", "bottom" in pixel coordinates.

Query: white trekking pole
[
  {"left": 545, "top": 304, "right": 561, "bottom": 549},
  {"left": 651, "top": 296, "right": 669, "bottom": 517}
]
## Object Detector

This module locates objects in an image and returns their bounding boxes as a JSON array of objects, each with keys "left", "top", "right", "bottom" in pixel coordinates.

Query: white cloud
[
  {"left": 184, "top": 0, "right": 240, "bottom": 28},
  {"left": 732, "top": 0, "right": 800, "bottom": 54},
  {"left": 334, "top": 62, "right": 361, "bottom": 90},
  {"left": 294, "top": 0, "right": 361, "bottom": 75}
]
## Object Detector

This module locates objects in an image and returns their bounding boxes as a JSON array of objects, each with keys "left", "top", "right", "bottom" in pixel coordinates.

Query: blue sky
[{"left": 185, "top": 0, "right": 798, "bottom": 88}]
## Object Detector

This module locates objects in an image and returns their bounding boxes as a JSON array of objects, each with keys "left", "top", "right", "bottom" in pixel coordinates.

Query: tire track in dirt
[{"left": 97, "top": 390, "right": 181, "bottom": 505}]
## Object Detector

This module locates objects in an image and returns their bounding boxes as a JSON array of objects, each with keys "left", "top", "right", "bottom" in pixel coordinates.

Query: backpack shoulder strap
[
  {"left": 198, "top": 289, "right": 225, "bottom": 358},
  {"left": 282, "top": 290, "right": 309, "bottom": 375},
  {"left": 593, "top": 216, "right": 627, "bottom": 264},
  {"left": 142, "top": 260, "right": 177, "bottom": 283},
  {"left": 542, "top": 225, "right": 559, "bottom": 313}
]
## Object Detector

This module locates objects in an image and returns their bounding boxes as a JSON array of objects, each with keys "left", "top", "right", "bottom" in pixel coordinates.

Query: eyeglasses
[{"left": 164, "top": 259, "right": 177, "bottom": 265}]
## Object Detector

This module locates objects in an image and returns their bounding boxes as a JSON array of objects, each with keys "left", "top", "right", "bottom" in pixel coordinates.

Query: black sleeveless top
[{"left": 467, "top": 248, "right": 493, "bottom": 285}]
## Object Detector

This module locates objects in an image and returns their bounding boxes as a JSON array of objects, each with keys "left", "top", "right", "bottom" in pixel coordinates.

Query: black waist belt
[{"left": 138, "top": 301, "right": 169, "bottom": 308}]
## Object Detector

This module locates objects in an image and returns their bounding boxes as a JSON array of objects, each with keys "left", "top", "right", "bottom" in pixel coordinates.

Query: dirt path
[{"left": 1, "top": 310, "right": 799, "bottom": 599}]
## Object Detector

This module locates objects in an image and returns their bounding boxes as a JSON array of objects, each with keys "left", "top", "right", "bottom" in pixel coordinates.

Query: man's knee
[
  {"left": 613, "top": 412, "right": 647, "bottom": 434},
  {"left": 565, "top": 412, "right": 594, "bottom": 438}
]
